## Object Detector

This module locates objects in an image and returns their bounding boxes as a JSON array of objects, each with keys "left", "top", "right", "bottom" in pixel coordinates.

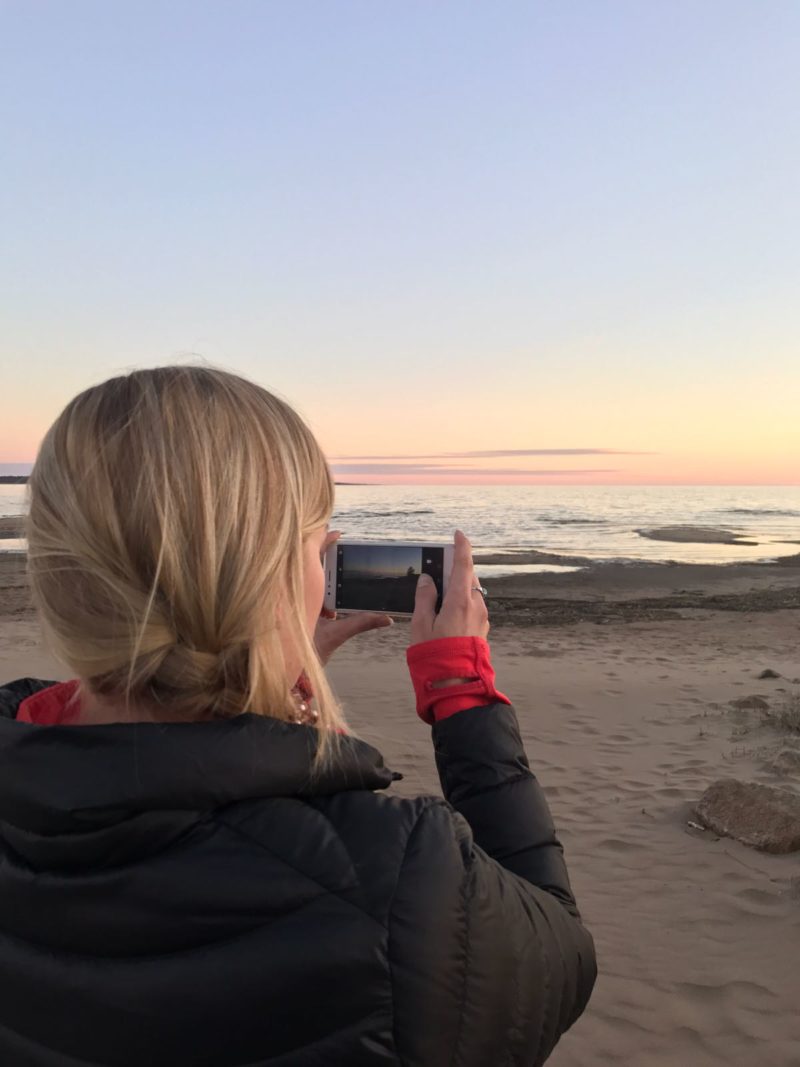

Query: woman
[{"left": 0, "top": 366, "right": 596, "bottom": 1066}]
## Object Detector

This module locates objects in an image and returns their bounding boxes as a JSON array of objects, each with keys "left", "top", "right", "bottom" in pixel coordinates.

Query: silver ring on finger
[{"left": 472, "top": 584, "right": 488, "bottom": 597}]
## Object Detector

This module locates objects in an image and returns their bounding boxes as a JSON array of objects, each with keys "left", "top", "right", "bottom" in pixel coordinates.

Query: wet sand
[
  {"left": 1, "top": 552, "right": 799, "bottom": 1065},
  {"left": 0, "top": 517, "right": 23, "bottom": 538}
]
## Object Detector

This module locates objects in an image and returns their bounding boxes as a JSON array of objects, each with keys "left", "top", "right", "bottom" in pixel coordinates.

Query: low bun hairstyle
[{"left": 25, "top": 364, "right": 347, "bottom": 758}]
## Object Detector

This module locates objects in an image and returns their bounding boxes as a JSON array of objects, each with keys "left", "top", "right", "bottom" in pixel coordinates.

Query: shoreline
[
  {"left": 4, "top": 515, "right": 798, "bottom": 563},
  {"left": 0, "top": 517, "right": 24, "bottom": 538},
  {"left": 3, "top": 550, "right": 798, "bottom": 626},
  {"left": 477, "top": 552, "right": 800, "bottom": 626}
]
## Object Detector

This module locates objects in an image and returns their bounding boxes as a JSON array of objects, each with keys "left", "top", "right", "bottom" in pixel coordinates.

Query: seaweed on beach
[{"left": 487, "top": 586, "right": 800, "bottom": 628}]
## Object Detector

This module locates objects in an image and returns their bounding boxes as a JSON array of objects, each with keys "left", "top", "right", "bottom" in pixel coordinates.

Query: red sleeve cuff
[{"left": 405, "top": 636, "right": 511, "bottom": 725}]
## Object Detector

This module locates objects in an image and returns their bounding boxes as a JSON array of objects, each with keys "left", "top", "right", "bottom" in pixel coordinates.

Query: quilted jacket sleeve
[
  {"left": 389, "top": 703, "right": 596, "bottom": 1067},
  {"left": 442, "top": 703, "right": 595, "bottom": 1062}
]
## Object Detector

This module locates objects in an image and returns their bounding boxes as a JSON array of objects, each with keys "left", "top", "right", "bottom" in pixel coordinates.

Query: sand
[
  {"left": 635, "top": 525, "right": 759, "bottom": 545},
  {"left": 2, "top": 554, "right": 800, "bottom": 1066}
]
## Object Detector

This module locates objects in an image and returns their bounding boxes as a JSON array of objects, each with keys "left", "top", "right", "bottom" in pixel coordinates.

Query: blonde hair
[{"left": 25, "top": 364, "right": 347, "bottom": 760}]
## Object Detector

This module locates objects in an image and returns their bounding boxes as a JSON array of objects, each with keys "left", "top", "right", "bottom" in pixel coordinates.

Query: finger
[
  {"left": 410, "top": 573, "right": 437, "bottom": 641},
  {"left": 337, "top": 612, "right": 394, "bottom": 641},
  {"left": 448, "top": 529, "right": 476, "bottom": 598},
  {"left": 353, "top": 612, "right": 394, "bottom": 632},
  {"left": 323, "top": 529, "right": 343, "bottom": 550}
]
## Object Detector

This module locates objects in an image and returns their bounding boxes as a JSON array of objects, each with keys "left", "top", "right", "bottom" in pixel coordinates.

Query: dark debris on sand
[{"left": 487, "top": 587, "right": 800, "bottom": 628}]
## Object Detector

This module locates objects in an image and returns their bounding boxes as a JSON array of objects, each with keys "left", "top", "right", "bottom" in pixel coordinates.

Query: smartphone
[{"left": 323, "top": 540, "right": 455, "bottom": 617}]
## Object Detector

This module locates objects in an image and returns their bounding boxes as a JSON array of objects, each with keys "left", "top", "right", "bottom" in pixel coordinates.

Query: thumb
[
  {"left": 347, "top": 612, "right": 394, "bottom": 635},
  {"left": 411, "top": 573, "right": 437, "bottom": 640}
]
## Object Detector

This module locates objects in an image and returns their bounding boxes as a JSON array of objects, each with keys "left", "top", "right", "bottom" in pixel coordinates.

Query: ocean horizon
[{"left": 2, "top": 481, "right": 798, "bottom": 571}]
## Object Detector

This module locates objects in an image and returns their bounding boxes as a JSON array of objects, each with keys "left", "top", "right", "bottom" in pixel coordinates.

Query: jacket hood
[{"left": 0, "top": 676, "right": 397, "bottom": 871}]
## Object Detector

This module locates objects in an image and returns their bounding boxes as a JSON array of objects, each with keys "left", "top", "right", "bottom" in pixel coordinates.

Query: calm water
[{"left": 3, "top": 483, "right": 798, "bottom": 569}]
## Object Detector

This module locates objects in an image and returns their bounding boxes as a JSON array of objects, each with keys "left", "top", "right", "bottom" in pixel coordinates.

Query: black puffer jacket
[{"left": 0, "top": 677, "right": 596, "bottom": 1067}]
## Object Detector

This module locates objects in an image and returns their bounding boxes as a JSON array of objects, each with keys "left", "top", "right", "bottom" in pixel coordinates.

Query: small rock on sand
[
  {"left": 695, "top": 779, "right": 800, "bottom": 853},
  {"left": 764, "top": 748, "right": 800, "bottom": 776},
  {"left": 730, "top": 696, "right": 770, "bottom": 711},
  {"left": 758, "top": 669, "right": 781, "bottom": 679}
]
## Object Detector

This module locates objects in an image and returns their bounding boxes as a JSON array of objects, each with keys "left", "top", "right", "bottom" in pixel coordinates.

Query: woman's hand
[
  {"left": 314, "top": 607, "right": 394, "bottom": 666},
  {"left": 410, "top": 529, "right": 489, "bottom": 647},
  {"left": 313, "top": 530, "right": 393, "bottom": 666}
]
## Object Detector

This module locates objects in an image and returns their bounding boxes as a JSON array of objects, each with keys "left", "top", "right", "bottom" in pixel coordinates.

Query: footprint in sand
[
  {"left": 565, "top": 718, "right": 602, "bottom": 736},
  {"left": 675, "top": 978, "right": 775, "bottom": 1003},
  {"left": 596, "top": 836, "right": 642, "bottom": 855},
  {"left": 655, "top": 785, "right": 687, "bottom": 798},
  {"left": 545, "top": 783, "right": 582, "bottom": 799}
]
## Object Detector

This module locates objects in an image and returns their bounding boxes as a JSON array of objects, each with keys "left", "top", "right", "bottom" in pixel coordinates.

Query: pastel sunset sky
[{"left": 2, "top": 2, "right": 798, "bottom": 485}]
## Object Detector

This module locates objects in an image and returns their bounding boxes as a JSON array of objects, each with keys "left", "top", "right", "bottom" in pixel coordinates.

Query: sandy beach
[{"left": 2, "top": 552, "right": 799, "bottom": 1066}]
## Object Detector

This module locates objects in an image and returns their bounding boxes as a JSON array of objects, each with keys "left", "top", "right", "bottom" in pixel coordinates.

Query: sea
[{"left": 3, "top": 482, "right": 798, "bottom": 577}]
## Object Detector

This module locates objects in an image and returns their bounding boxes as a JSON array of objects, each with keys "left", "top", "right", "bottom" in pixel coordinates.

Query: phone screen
[{"left": 335, "top": 544, "right": 445, "bottom": 614}]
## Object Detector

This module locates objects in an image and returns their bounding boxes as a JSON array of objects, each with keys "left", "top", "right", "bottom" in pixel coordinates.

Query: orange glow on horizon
[{"left": 334, "top": 475, "right": 799, "bottom": 486}]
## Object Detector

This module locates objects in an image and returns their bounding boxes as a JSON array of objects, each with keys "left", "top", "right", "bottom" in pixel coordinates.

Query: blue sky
[{"left": 2, "top": 2, "right": 798, "bottom": 483}]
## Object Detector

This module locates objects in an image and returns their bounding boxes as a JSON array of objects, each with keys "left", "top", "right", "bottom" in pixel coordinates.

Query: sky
[{"left": 1, "top": 1, "right": 798, "bottom": 485}]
